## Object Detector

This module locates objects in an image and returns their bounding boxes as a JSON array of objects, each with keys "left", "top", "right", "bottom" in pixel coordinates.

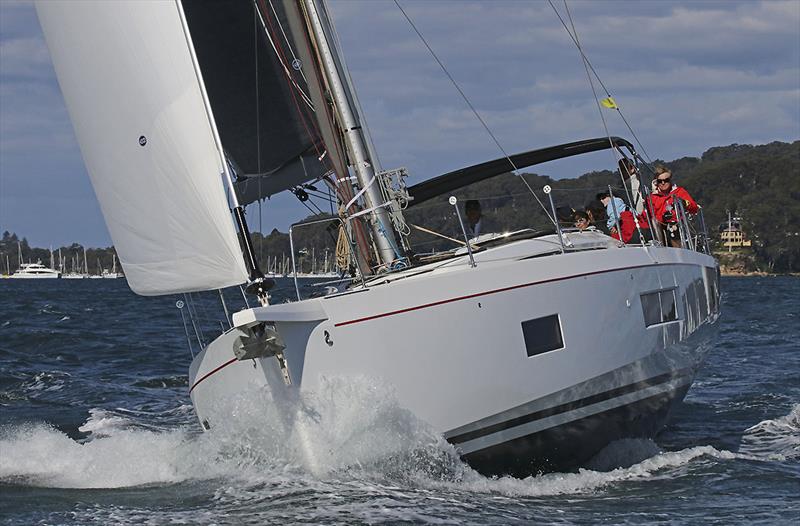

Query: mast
[{"left": 301, "top": 0, "right": 398, "bottom": 268}]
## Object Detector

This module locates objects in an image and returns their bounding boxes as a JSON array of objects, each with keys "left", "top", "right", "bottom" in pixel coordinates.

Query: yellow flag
[{"left": 600, "top": 97, "right": 618, "bottom": 109}]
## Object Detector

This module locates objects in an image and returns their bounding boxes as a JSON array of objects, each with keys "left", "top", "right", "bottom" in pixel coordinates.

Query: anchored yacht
[
  {"left": 37, "top": 0, "right": 719, "bottom": 475},
  {"left": 9, "top": 262, "right": 61, "bottom": 279}
]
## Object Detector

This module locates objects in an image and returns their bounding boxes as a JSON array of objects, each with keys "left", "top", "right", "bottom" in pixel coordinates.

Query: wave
[
  {"left": 131, "top": 375, "right": 189, "bottom": 389},
  {"left": 436, "top": 444, "right": 742, "bottom": 498},
  {"left": 77, "top": 408, "right": 137, "bottom": 437},
  {"left": 19, "top": 371, "right": 71, "bottom": 393},
  {"left": 739, "top": 403, "right": 800, "bottom": 460},
  {"left": 1, "top": 378, "right": 794, "bottom": 494},
  {"left": 0, "top": 423, "right": 210, "bottom": 488}
]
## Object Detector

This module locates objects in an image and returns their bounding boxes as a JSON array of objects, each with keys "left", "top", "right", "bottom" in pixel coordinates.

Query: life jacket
[
  {"left": 648, "top": 186, "right": 699, "bottom": 223},
  {"left": 611, "top": 210, "right": 636, "bottom": 243}
]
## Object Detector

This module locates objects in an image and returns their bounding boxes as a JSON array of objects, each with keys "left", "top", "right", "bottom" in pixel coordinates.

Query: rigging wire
[
  {"left": 259, "top": 0, "right": 342, "bottom": 185},
  {"left": 392, "top": 0, "right": 555, "bottom": 227},
  {"left": 255, "top": 5, "right": 264, "bottom": 266},
  {"left": 560, "top": 2, "right": 619, "bottom": 163},
  {"left": 559, "top": 1, "right": 640, "bottom": 230},
  {"left": 559, "top": 1, "right": 650, "bottom": 246},
  {"left": 256, "top": 0, "right": 314, "bottom": 108},
  {"left": 303, "top": 187, "right": 338, "bottom": 203},
  {"left": 547, "top": 0, "right": 654, "bottom": 165},
  {"left": 267, "top": 0, "right": 310, "bottom": 85},
  {"left": 261, "top": 0, "right": 345, "bottom": 205}
]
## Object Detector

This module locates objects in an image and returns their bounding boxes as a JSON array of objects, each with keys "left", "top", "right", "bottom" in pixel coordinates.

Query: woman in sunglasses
[{"left": 648, "top": 166, "right": 699, "bottom": 247}]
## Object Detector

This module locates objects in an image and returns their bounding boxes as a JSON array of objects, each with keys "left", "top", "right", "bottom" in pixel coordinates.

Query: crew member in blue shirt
[{"left": 596, "top": 191, "right": 627, "bottom": 231}]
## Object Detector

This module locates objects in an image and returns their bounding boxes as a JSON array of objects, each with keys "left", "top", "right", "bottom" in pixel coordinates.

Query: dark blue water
[{"left": 1, "top": 277, "right": 798, "bottom": 524}]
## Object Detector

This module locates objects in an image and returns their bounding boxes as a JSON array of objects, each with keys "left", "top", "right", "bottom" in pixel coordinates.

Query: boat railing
[
  {"left": 547, "top": 183, "right": 712, "bottom": 256},
  {"left": 176, "top": 286, "right": 254, "bottom": 358},
  {"left": 547, "top": 184, "right": 651, "bottom": 251},
  {"left": 676, "top": 200, "right": 712, "bottom": 255}
]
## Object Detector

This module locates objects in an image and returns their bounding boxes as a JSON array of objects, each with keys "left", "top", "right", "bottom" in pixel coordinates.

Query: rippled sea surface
[{"left": 1, "top": 277, "right": 798, "bottom": 525}]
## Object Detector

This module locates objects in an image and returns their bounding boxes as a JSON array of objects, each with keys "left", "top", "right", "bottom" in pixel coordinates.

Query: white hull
[
  {"left": 9, "top": 265, "right": 61, "bottom": 279},
  {"left": 189, "top": 233, "right": 720, "bottom": 474},
  {"left": 8, "top": 274, "right": 61, "bottom": 279}
]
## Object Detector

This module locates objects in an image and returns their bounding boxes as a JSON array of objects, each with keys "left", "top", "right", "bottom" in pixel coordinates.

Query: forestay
[{"left": 36, "top": 1, "right": 249, "bottom": 295}]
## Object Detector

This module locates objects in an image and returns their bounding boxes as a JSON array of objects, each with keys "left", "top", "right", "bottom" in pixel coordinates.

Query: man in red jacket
[{"left": 648, "top": 166, "right": 698, "bottom": 248}]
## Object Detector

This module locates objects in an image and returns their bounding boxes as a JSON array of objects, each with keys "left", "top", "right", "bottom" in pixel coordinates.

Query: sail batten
[{"left": 36, "top": 0, "right": 249, "bottom": 295}]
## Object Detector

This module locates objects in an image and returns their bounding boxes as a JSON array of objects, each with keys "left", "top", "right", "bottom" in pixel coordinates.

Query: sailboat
[
  {"left": 63, "top": 248, "right": 88, "bottom": 279},
  {"left": 102, "top": 255, "right": 123, "bottom": 279},
  {"left": 36, "top": 0, "right": 719, "bottom": 476}
]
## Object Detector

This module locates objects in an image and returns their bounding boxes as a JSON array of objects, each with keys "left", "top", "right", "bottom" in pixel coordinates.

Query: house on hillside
[{"left": 719, "top": 212, "right": 752, "bottom": 251}]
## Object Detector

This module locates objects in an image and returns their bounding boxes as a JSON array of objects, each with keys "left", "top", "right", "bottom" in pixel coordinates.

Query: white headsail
[{"left": 35, "top": 0, "right": 249, "bottom": 295}]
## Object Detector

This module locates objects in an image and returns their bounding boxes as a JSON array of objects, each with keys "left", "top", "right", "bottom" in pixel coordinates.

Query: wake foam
[
  {"left": 439, "top": 444, "right": 742, "bottom": 497},
  {"left": 0, "top": 377, "right": 462, "bottom": 489},
  {"left": 585, "top": 438, "right": 663, "bottom": 471},
  {"left": 78, "top": 408, "right": 138, "bottom": 437},
  {"left": 0, "top": 422, "right": 213, "bottom": 488},
  {"left": 200, "top": 376, "right": 467, "bottom": 482},
  {"left": 2, "top": 378, "right": 793, "bottom": 493},
  {"left": 739, "top": 403, "right": 800, "bottom": 460}
]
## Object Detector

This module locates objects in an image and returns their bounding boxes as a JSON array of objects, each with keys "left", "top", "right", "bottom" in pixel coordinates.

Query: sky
[{"left": 0, "top": 0, "right": 798, "bottom": 248}]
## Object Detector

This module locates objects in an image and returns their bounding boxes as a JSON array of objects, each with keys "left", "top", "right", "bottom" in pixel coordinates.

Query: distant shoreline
[{"left": 720, "top": 270, "right": 799, "bottom": 277}]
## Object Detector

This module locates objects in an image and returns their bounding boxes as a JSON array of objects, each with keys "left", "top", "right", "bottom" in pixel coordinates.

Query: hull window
[
  {"left": 522, "top": 314, "right": 564, "bottom": 357},
  {"left": 641, "top": 288, "right": 679, "bottom": 327}
]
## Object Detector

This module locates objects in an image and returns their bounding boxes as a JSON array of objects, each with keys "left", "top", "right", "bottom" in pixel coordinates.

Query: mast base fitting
[{"left": 245, "top": 277, "right": 275, "bottom": 297}]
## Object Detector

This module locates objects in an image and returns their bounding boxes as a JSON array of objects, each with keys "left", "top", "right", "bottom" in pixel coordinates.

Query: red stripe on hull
[
  {"left": 334, "top": 263, "right": 669, "bottom": 327},
  {"left": 189, "top": 357, "right": 237, "bottom": 393}
]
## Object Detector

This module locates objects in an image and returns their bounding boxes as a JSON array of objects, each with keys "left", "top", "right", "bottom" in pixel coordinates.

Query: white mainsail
[{"left": 35, "top": 0, "right": 248, "bottom": 295}]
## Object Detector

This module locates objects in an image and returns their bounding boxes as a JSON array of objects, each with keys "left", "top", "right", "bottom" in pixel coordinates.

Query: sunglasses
[{"left": 657, "top": 178, "right": 671, "bottom": 184}]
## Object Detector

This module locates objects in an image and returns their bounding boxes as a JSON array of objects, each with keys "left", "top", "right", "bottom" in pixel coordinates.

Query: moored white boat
[
  {"left": 101, "top": 256, "right": 123, "bottom": 279},
  {"left": 37, "top": 0, "right": 720, "bottom": 476},
  {"left": 9, "top": 262, "right": 61, "bottom": 279}
]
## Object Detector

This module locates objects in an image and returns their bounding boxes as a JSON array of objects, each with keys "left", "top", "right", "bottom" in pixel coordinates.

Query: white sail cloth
[{"left": 35, "top": 1, "right": 249, "bottom": 295}]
